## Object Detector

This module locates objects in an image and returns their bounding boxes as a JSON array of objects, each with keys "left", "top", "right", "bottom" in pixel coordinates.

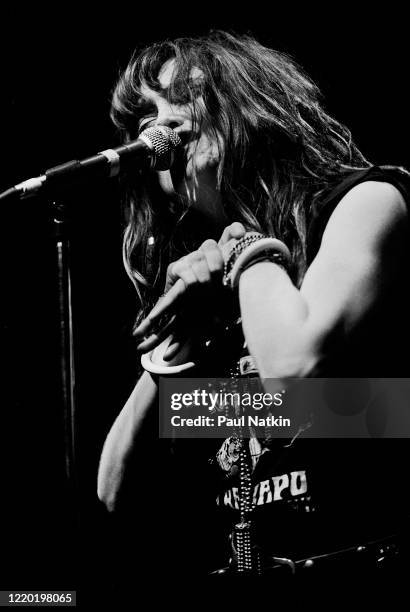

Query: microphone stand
[{"left": 51, "top": 198, "right": 78, "bottom": 501}]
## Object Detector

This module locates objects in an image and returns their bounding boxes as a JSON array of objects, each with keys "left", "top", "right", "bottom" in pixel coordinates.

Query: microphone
[{"left": 1, "top": 126, "right": 181, "bottom": 201}]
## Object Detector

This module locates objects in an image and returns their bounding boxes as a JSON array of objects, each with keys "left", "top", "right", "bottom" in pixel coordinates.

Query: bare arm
[
  {"left": 97, "top": 370, "right": 158, "bottom": 511},
  {"left": 238, "top": 181, "right": 408, "bottom": 379},
  {"left": 97, "top": 329, "right": 194, "bottom": 512}
]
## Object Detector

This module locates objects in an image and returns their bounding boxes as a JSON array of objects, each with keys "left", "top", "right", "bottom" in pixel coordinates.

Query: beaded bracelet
[
  {"left": 223, "top": 233, "right": 264, "bottom": 284},
  {"left": 223, "top": 236, "right": 291, "bottom": 288}
]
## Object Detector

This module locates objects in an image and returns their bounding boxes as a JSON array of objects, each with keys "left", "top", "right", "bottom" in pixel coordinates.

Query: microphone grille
[{"left": 139, "top": 126, "right": 182, "bottom": 171}]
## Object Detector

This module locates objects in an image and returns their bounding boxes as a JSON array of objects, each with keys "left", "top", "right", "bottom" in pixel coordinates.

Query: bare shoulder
[
  {"left": 301, "top": 179, "right": 409, "bottom": 337},
  {"left": 320, "top": 180, "right": 408, "bottom": 255}
]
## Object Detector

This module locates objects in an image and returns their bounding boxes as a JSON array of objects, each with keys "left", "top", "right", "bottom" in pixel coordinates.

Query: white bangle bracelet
[
  {"left": 230, "top": 238, "right": 291, "bottom": 288},
  {"left": 141, "top": 352, "right": 195, "bottom": 375},
  {"left": 140, "top": 336, "right": 196, "bottom": 375}
]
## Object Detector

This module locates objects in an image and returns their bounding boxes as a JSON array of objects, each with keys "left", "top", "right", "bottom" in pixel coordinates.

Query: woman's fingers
[
  {"left": 134, "top": 279, "right": 186, "bottom": 339},
  {"left": 135, "top": 226, "right": 257, "bottom": 353},
  {"left": 136, "top": 314, "right": 178, "bottom": 353},
  {"left": 135, "top": 256, "right": 210, "bottom": 340},
  {"left": 189, "top": 250, "right": 211, "bottom": 283},
  {"left": 218, "top": 222, "right": 246, "bottom": 246},
  {"left": 163, "top": 333, "right": 189, "bottom": 361},
  {"left": 199, "top": 239, "right": 224, "bottom": 277},
  {"left": 135, "top": 240, "right": 225, "bottom": 342}
]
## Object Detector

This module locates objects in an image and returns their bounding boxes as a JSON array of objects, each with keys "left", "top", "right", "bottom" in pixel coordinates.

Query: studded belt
[{"left": 211, "top": 534, "right": 403, "bottom": 576}]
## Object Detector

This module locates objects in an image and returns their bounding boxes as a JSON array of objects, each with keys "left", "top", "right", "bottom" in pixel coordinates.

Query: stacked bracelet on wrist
[
  {"left": 223, "top": 233, "right": 265, "bottom": 275},
  {"left": 223, "top": 234, "right": 291, "bottom": 289}
]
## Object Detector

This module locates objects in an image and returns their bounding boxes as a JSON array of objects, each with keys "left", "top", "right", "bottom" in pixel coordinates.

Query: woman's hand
[{"left": 134, "top": 222, "right": 247, "bottom": 355}]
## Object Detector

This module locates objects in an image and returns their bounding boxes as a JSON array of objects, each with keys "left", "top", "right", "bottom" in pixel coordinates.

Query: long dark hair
[{"left": 111, "top": 30, "right": 370, "bottom": 324}]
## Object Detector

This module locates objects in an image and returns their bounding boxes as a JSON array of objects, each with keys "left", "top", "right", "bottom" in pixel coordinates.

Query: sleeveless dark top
[
  {"left": 209, "top": 165, "right": 410, "bottom": 564},
  {"left": 157, "top": 166, "right": 410, "bottom": 573},
  {"left": 306, "top": 164, "right": 410, "bottom": 377},
  {"left": 307, "top": 165, "right": 410, "bottom": 264}
]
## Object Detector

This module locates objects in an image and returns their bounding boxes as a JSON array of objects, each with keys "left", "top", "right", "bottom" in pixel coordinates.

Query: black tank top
[
  {"left": 210, "top": 165, "right": 410, "bottom": 561},
  {"left": 307, "top": 165, "right": 410, "bottom": 377},
  {"left": 158, "top": 166, "right": 410, "bottom": 571}
]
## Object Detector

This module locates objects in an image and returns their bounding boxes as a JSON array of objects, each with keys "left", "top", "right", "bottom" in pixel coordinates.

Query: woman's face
[{"left": 138, "top": 59, "right": 227, "bottom": 230}]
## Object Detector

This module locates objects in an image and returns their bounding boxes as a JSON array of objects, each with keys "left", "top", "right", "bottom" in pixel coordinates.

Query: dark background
[{"left": 0, "top": 8, "right": 408, "bottom": 603}]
